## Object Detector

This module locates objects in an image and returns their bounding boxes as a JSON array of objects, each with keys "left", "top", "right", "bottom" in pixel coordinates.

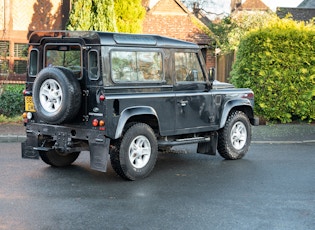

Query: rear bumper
[
  {"left": 22, "top": 123, "right": 110, "bottom": 172},
  {"left": 24, "top": 123, "right": 106, "bottom": 141}
]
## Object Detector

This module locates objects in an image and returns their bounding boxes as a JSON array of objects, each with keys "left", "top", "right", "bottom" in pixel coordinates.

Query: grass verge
[{"left": 0, "top": 114, "right": 22, "bottom": 123}]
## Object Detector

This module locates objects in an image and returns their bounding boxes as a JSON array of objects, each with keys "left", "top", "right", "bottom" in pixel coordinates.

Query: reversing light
[
  {"left": 92, "top": 119, "right": 99, "bottom": 127},
  {"left": 27, "top": 112, "right": 33, "bottom": 120}
]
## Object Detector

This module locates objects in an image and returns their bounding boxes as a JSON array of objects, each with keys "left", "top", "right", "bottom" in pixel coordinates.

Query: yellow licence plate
[{"left": 25, "top": 96, "right": 36, "bottom": 112}]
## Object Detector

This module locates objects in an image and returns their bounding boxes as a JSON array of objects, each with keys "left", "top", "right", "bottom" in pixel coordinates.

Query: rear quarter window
[{"left": 111, "top": 50, "right": 163, "bottom": 83}]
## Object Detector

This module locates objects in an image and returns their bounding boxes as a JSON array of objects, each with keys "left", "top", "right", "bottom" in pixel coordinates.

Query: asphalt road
[{"left": 0, "top": 142, "right": 314, "bottom": 230}]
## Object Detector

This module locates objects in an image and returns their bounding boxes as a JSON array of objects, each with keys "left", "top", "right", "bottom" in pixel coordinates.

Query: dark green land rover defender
[{"left": 22, "top": 31, "right": 258, "bottom": 180}]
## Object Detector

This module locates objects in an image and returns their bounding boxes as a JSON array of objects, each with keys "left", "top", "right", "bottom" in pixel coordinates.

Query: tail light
[
  {"left": 92, "top": 119, "right": 99, "bottom": 127},
  {"left": 22, "top": 112, "right": 33, "bottom": 124},
  {"left": 92, "top": 118, "right": 105, "bottom": 130},
  {"left": 242, "top": 93, "right": 254, "bottom": 99}
]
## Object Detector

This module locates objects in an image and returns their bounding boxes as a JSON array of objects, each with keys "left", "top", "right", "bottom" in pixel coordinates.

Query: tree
[
  {"left": 67, "top": 0, "right": 117, "bottom": 32},
  {"left": 114, "top": 0, "right": 146, "bottom": 33},
  {"left": 67, "top": 0, "right": 146, "bottom": 33},
  {"left": 93, "top": 0, "right": 117, "bottom": 32},
  {"left": 67, "top": 0, "right": 95, "bottom": 31},
  {"left": 209, "top": 11, "right": 278, "bottom": 53},
  {"left": 182, "top": 0, "right": 227, "bottom": 17}
]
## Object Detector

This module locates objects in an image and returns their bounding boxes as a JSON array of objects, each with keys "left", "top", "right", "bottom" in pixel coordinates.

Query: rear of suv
[{"left": 22, "top": 31, "right": 258, "bottom": 180}]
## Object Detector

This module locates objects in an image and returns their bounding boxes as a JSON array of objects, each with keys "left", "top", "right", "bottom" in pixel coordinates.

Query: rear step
[{"left": 158, "top": 132, "right": 218, "bottom": 155}]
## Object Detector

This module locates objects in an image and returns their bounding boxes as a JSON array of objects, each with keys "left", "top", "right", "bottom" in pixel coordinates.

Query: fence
[{"left": 216, "top": 51, "right": 235, "bottom": 83}]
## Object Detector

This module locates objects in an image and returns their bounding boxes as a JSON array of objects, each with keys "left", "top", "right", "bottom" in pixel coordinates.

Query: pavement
[
  {"left": 0, "top": 122, "right": 314, "bottom": 143},
  {"left": 0, "top": 123, "right": 26, "bottom": 143}
]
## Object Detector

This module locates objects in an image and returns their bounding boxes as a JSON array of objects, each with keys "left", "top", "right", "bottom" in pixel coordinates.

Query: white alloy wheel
[
  {"left": 128, "top": 135, "right": 151, "bottom": 169},
  {"left": 230, "top": 121, "right": 247, "bottom": 150},
  {"left": 110, "top": 123, "right": 158, "bottom": 180},
  {"left": 39, "top": 79, "right": 62, "bottom": 113}
]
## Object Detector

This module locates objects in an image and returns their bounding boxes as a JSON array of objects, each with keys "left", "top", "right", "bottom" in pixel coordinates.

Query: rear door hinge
[{"left": 82, "top": 115, "right": 89, "bottom": 122}]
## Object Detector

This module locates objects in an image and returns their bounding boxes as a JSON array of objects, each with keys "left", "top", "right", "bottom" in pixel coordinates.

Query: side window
[
  {"left": 29, "top": 49, "right": 39, "bottom": 76},
  {"left": 111, "top": 50, "right": 162, "bottom": 82},
  {"left": 88, "top": 50, "right": 99, "bottom": 80},
  {"left": 175, "top": 52, "right": 204, "bottom": 82}
]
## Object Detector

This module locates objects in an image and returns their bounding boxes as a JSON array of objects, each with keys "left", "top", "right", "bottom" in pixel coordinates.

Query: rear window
[{"left": 44, "top": 44, "right": 82, "bottom": 78}]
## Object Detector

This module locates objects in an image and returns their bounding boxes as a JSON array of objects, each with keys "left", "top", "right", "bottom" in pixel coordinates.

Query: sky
[{"left": 209, "top": 0, "right": 304, "bottom": 15}]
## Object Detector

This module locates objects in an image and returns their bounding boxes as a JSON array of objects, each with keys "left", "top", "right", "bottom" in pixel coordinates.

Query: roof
[
  {"left": 28, "top": 30, "right": 199, "bottom": 49},
  {"left": 238, "top": 0, "right": 270, "bottom": 11},
  {"left": 142, "top": 0, "right": 212, "bottom": 45},
  {"left": 277, "top": 7, "right": 315, "bottom": 21},
  {"left": 298, "top": 0, "right": 315, "bottom": 8}
]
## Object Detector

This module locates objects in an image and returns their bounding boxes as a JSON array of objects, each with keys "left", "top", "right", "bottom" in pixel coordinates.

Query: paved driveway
[{"left": 0, "top": 142, "right": 314, "bottom": 230}]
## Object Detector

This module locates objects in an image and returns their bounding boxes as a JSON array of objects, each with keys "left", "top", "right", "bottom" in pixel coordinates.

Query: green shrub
[
  {"left": 0, "top": 84, "right": 24, "bottom": 117},
  {"left": 231, "top": 18, "right": 315, "bottom": 123}
]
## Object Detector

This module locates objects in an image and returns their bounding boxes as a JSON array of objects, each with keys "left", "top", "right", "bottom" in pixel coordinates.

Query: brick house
[
  {"left": 0, "top": 0, "right": 70, "bottom": 82},
  {"left": 0, "top": 0, "right": 214, "bottom": 82},
  {"left": 142, "top": 0, "right": 215, "bottom": 71}
]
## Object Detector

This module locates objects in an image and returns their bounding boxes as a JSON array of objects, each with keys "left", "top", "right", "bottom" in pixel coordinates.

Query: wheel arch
[
  {"left": 114, "top": 106, "right": 160, "bottom": 139},
  {"left": 219, "top": 99, "right": 254, "bottom": 129}
]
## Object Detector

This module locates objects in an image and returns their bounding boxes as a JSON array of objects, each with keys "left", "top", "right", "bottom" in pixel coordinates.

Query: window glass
[
  {"left": 45, "top": 44, "right": 81, "bottom": 78},
  {"left": 45, "top": 45, "right": 81, "bottom": 67},
  {"left": 0, "top": 41, "right": 9, "bottom": 57},
  {"left": 0, "top": 41, "right": 9, "bottom": 76},
  {"left": 14, "top": 43, "right": 28, "bottom": 58},
  {"left": 0, "top": 60, "right": 9, "bottom": 76},
  {"left": 88, "top": 50, "right": 99, "bottom": 80},
  {"left": 175, "top": 52, "right": 204, "bottom": 82},
  {"left": 29, "top": 50, "right": 38, "bottom": 76},
  {"left": 14, "top": 60, "right": 27, "bottom": 74},
  {"left": 111, "top": 51, "right": 162, "bottom": 82}
]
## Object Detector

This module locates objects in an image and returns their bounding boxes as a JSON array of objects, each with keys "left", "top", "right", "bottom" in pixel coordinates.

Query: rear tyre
[
  {"left": 218, "top": 111, "right": 251, "bottom": 160},
  {"left": 110, "top": 123, "right": 158, "bottom": 180},
  {"left": 39, "top": 150, "right": 80, "bottom": 167}
]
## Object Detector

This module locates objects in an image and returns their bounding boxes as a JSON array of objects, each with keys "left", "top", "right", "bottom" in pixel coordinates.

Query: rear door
[{"left": 43, "top": 40, "right": 87, "bottom": 123}]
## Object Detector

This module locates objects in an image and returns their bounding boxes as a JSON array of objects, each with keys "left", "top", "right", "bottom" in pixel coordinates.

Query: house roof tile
[
  {"left": 240, "top": 0, "right": 269, "bottom": 11},
  {"left": 142, "top": 0, "right": 212, "bottom": 45}
]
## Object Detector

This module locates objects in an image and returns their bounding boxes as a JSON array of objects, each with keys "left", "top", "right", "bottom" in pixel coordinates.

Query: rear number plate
[{"left": 25, "top": 96, "right": 36, "bottom": 112}]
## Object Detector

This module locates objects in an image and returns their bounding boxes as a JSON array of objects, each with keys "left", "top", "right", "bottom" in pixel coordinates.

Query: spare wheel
[{"left": 32, "top": 67, "right": 81, "bottom": 124}]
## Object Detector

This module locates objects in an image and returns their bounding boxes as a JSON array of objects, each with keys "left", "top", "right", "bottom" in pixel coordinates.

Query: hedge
[
  {"left": 0, "top": 84, "right": 24, "bottom": 117},
  {"left": 230, "top": 18, "right": 315, "bottom": 123}
]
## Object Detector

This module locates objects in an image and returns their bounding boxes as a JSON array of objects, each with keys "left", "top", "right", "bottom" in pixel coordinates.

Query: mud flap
[
  {"left": 197, "top": 132, "right": 218, "bottom": 155},
  {"left": 21, "top": 132, "right": 39, "bottom": 159},
  {"left": 89, "top": 136, "right": 110, "bottom": 172}
]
